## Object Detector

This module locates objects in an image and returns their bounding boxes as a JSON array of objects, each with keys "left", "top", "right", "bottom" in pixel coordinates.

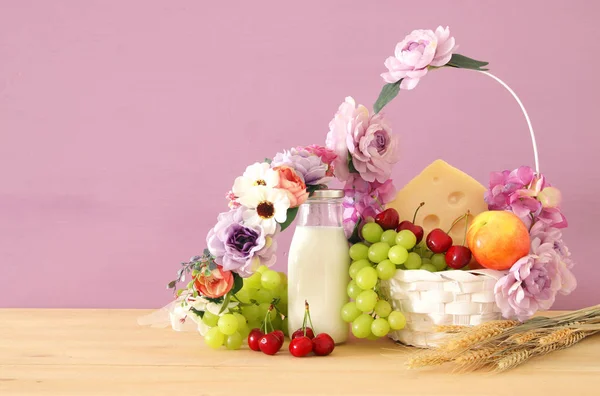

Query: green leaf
[
  {"left": 166, "top": 280, "right": 177, "bottom": 289},
  {"left": 264, "top": 158, "right": 272, "bottom": 165},
  {"left": 205, "top": 296, "right": 224, "bottom": 304},
  {"left": 230, "top": 273, "right": 243, "bottom": 296},
  {"left": 218, "top": 293, "right": 231, "bottom": 314},
  {"left": 176, "top": 288, "right": 185, "bottom": 297},
  {"left": 307, "top": 184, "right": 327, "bottom": 193},
  {"left": 189, "top": 307, "right": 204, "bottom": 318},
  {"left": 347, "top": 219, "right": 362, "bottom": 244},
  {"left": 446, "top": 53, "right": 489, "bottom": 71},
  {"left": 373, "top": 80, "right": 401, "bottom": 114},
  {"left": 279, "top": 206, "right": 299, "bottom": 232},
  {"left": 347, "top": 153, "right": 359, "bottom": 175}
]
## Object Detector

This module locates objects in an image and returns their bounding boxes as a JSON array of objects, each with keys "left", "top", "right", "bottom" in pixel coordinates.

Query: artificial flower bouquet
[{"left": 147, "top": 25, "right": 576, "bottom": 356}]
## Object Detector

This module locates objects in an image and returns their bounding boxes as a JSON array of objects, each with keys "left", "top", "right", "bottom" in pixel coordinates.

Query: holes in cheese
[{"left": 386, "top": 160, "right": 488, "bottom": 245}]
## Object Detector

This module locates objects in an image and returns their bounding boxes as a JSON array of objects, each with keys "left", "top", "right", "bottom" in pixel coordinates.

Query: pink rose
[
  {"left": 302, "top": 145, "right": 337, "bottom": 176},
  {"left": 381, "top": 26, "right": 456, "bottom": 90},
  {"left": 194, "top": 266, "right": 234, "bottom": 299},
  {"left": 326, "top": 97, "right": 399, "bottom": 183},
  {"left": 273, "top": 166, "right": 309, "bottom": 208}
]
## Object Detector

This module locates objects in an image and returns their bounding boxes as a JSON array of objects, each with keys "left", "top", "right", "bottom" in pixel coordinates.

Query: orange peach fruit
[{"left": 466, "top": 210, "right": 530, "bottom": 270}]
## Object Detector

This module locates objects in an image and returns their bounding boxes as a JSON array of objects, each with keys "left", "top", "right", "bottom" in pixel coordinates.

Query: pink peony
[
  {"left": 302, "top": 145, "right": 337, "bottom": 177},
  {"left": 273, "top": 166, "right": 309, "bottom": 208},
  {"left": 494, "top": 254, "right": 562, "bottom": 321},
  {"left": 530, "top": 221, "right": 574, "bottom": 269},
  {"left": 381, "top": 26, "right": 456, "bottom": 90},
  {"left": 326, "top": 97, "right": 399, "bottom": 183}
]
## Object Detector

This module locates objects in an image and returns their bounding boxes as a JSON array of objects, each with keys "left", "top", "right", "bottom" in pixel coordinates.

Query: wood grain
[{"left": 1, "top": 309, "right": 599, "bottom": 395}]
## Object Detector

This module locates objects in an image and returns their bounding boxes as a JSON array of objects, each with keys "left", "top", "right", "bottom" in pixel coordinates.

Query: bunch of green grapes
[
  {"left": 202, "top": 265, "right": 288, "bottom": 350},
  {"left": 341, "top": 223, "right": 407, "bottom": 339}
]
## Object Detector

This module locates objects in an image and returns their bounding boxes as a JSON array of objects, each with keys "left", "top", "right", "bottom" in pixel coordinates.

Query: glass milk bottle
[{"left": 287, "top": 190, "right": 349, "bottom": 344}]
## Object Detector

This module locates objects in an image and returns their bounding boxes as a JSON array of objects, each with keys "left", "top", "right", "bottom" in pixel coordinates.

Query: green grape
[
  {"left": 368, "top": 242, "right": 391, "bottom": 263},
  {"left": 349, "top": 259, "right": 371, "bottom": 279},
  {"left": 271, "top": 314, "right": 283, "bottom": 331},
  {"left": 367, "top": 332, "right": 380, "bottom": 340},
  {"left": 241, "top": 304, "right": 260, "bottom": 322},
  {"left": 376, "top": 260, "right": 396, "bottom": 280},
  {"left": 421, "top": 257, "right": 432, "bottom": 265},
  {"left": 396, "top": 264, "right": 406, "bottom": 270},
  {"left": 282, "top": 317, "right": 289, "bottom": 337},
  {"left": 256, "top": 265, "right": 269, "bottom": 274},
  {"left": 204, "top": 327, "right": 225, "bottom": 349},
  {"left": 239, "top": 325, "right": 251, "bottom": 339},
  {"left": 341, "top": 301, "right": 362, "bottom": 323},
  {"left": 244, "top": 272, "right": 262, "bottom": 289},
  {"left": 271, "top": 283, "right": 284, "bottom": 299},
  {"left": 388, "top": 245, "right": 409, "bottom": 265},
  {"left": 233, "top": 312, "right": 247, "bottom": 330},
  {"left": 371, "top": 317, "right": 391, "bottom": 337},
  {"left": 234, "top": 288, "right": 251, "bottom": 304},
  {"left": 347, "top": 280, "right": 362, "bottom": 299},
  {"left": 421, "top": 263, "right": 438, "bottom": 272},
  {"left": 279, "top": 272, "right": 288, "bottom": 286},
  {"left": 431, "top": 253, "right": 447, "bottom": 271},
  {"left": 395, "top": 229, "right": 417, "bottom": 250},
  {"left": 260, "top": 269, "right": 282, "bottom": 290},
  {"left": 404, "top": 252, "right": 422, "bottom": 270},
  {"left": 362, "top": 223, "right": 384, "bottom": 243},
  {"left": 374, "top": 300, "right": 392, "bottom": 318},
  {"left": 247, "top": 320, "right": 261, "bottom": 331},
  {"left": 224, "top": 332, "right": 243, "bottom": 350},
  {"left": 217, "top": 314, "right": 238, "bottom": 335},
  {"left": 352, "top": 314, "right": 374, "bottom": 338},
  {"left": 388, "top": 311, "right": 407, "bottom": 330},
  {"left": 355, "top": 290, "right": 378, "bottom": 312},
  {"left": 202, "top": 311, "right": 219, "bottom": 327},
  {"left": 254, "top": 289, "right": 272, "bottom": 304},
  {"left": 258, "top": 302, "right": 277, "bottom": 321},
  {"left": 355, "top": 266, "right": 378, "bottom": 290},
  {"left": 349, "top": 242, "right": 369, "bottom": 260},
  {"left": 380, "top": 229, "right": 398, "bottom": 245}
]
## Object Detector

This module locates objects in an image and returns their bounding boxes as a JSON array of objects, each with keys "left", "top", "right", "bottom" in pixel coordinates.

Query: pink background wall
[{"left": 1, "top": 0, "right": 598, "bottom": 309}]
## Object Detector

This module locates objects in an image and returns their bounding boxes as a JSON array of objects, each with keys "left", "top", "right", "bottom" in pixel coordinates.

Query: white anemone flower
[
  {"left": 238, "top": 186, "right": 290, "bottom": 235},
  {"left": 232, "top": 162, "right": 279, "bottom": 199}
]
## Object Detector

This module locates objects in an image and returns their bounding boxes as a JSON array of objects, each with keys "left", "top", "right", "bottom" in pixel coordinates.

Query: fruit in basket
[
  {"left": 466, "top": 210, "right": 530, "bottom": 270},
  {"left": 388, "top": 245, "right": 409, "bottom": 264},
  {"left": 388, "top": 311, "right": 407, "bottom": 330},
  {"left": 380, "top": 229, "right": 398, "bottom": 245},
  {"left": 431, "top": 253, "right": 447, "bottom": 271},
  {"left": 376, "top": 259, "right": 396, "bottom": 280},
  {"left": 404, "top": 252, "right": 422, "bottom": 270},
  {"left": 349, "top": 259, "right": 371, "bottom": 279},
  {"left": 396, "top": 202, "right": 425, "bottom": 244},
  {"left": 349, "top": 242, "right": 369, "bottom": 260},
  {"left": 368, "top": 242, "right": 391, "bottom": 263},
  {"left": 341, "top": 302, "right": 362, "bottom": 323},
  {"left": 375, "top": 208, "right": 400, "bottom": 230},
  {"left": 351, "top": 314, "right": 374, "bottom": 338},
  {"left": 445, "top": 245, "right": 472, "bottom": 269},
  {"left": 361, "top": 222, "right": 384, "bottom": 243},
  {"left": 355, "top": 266, "right": 378, "bottom": 290},
  {"left": 395, "top": 229, "right": 417, "bottom": 250},
  {"left": 426, "top": 228, "right": 453, "bottom": 253}
]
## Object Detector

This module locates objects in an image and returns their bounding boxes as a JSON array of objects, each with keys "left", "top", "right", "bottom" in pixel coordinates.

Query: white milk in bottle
[{"left": 287, "top": 190, "right": 350, "bottom": 343}]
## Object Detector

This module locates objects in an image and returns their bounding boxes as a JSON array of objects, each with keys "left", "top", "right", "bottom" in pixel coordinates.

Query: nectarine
[{"left": 466, "top": 211, "right": 530, "bottom": 270}]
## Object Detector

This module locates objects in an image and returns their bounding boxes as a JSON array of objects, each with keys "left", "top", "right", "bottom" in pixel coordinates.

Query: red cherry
[
  {"left": 247, "top": 328, "right": 264, "bottom": 352},
  {"left": 397, "top": 221, "right": 424, "bottom": 244},
  {"left": 259, "top": 333, "right": 282, "bottom": 355},
  {"left": 445, "top": 245, "right": 472, "bottom": 269},
  {"left": 426, "top": 228, "right": 453, "bottom": 253},
  {"left": 291, "top": 327, "right": 315, "bottom": 340},
  {"left": 272, "top": 330, "right": 285, "bottom": 348},
  {"left": 289, "top": 336, "right": 313, "bottom": 357},
  {"left": 375, "top": 208, "right": 400, "bottom": 230},
  {"left": 312, "top": 333, "right": 335, "bottom": 356}
]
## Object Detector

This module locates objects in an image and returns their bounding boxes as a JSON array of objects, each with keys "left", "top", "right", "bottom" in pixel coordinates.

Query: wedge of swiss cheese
[{"left": 386, "top": 160, "right": 488, "bottom": 245}]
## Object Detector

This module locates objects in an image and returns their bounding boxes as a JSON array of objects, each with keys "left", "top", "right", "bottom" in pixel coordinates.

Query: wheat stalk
[
  {"left": 454, "top": 346, "right": 503, "bottom": 367},
  {"left": 495, "top": 348, "right": 531, "bottom": 372},
  {"left": 506, "top": 330, "right": 541, "bottom": 345},
  {"left": 538, "top": 328, "right": 574, "bottom": 346},
  {"left": 406, "top": 351, "right": 451, "bottom": 368},
  {"left": 445, "top": 322, "right": 516, "bottom": 351}
]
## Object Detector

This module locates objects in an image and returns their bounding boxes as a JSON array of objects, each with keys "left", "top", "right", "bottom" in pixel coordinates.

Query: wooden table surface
[{"left": 1, "top": 309, "right": 599, "bottom": 395}]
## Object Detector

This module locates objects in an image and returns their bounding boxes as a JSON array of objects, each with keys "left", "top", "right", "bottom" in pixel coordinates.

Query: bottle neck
[{"left": 296, "top": 198, "right": 344, "bottom": 228}]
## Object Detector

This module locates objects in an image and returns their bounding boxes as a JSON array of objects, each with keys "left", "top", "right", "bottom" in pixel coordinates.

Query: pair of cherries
[
  {"left": 289, "top": 327, "right": 335, "bottom": 357},
  {"left": 248, "top": 328, "right": 284, "bottom": 355}
]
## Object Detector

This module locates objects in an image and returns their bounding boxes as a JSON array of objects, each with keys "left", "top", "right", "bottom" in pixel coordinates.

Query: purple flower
[
  {"left": 341, "top": 176, "right": 397, "bottom": 237},
  {"left": 271, "top": 147, "right": 332, "bottom": 185},
  {"left": 206, "top": 207, "right": 276, "bottom": 277},
  {"left": 494, "top": 254, "right": 561, "bottom": 321}
]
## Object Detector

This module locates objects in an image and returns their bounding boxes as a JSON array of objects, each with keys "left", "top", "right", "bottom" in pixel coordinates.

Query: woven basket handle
[{"left": 478, "top": 71, "right": 540, "bottom": 173}]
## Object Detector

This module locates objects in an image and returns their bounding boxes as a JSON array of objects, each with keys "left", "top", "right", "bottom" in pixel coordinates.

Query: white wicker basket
[
  {"left": 380, "top": 71, "right": 540, "bottom": 348},
  {"left": 381, "top": 269, "right": 505, "bottom": 347}
]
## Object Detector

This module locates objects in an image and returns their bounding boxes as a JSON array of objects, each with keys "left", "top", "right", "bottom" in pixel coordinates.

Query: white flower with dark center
[
  {"left": 238, "top": 186, "right": 290, "bottom": 235},
  {"left": 232, "top": 162, "right": 279, "bottom": 199}
]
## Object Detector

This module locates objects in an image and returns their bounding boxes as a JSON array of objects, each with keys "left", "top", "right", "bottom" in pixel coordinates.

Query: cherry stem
[
  {"left": 412, "top": 202, "right": 425, "bottom": 223},
  {"left": 263, "top": 304, "right": 274, "bottom": 334},
  {"left": 304, "top": 300, "right": 316, "bottom": 335},
  {"left": 462, "top": 210, "right": 471, "bottom": 246},
  {"left": 447, "top": 211, "right": 470, "bottom": 234}
]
